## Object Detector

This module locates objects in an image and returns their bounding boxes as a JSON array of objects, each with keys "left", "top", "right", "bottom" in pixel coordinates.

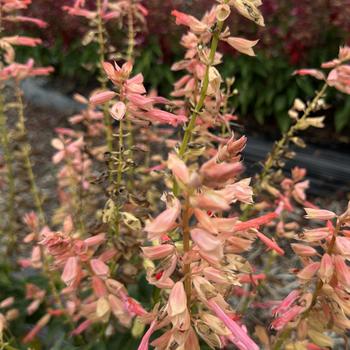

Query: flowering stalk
[
  {"left": 177, "top": 20, "right": 224, "bottom": 160},
  {"left": 96, "top": 0, "right": 114, "bottom": 154},
  {"left": 181, "top": 193, "right": 191, "bottom": 305},
  {"left": 0, "top": 85, "right": 16, "bottom": 249},
  {"left": 271, "top": 204, "right": 350, "bottom": 349},
  {"left": 15, "top": 82, "right": 45, "bottom": 225},
  {"left": 241, "top": 82, "right": 328, "bottom": 220}
]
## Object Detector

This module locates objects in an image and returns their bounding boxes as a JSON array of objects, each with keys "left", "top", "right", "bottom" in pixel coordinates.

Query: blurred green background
[{"left": 14, "top": 0, "right": 350, "bottom": 141}]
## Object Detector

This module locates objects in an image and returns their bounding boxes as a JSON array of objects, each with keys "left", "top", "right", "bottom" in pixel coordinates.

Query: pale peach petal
[
  {"left": 89, "top": 90, "right": 116, "bottom": 105},
  {"left": 145, "top": 198, "right": 181, "bottom": 239},
  {"left": 225, "top": 37, "right": 259, "bottom": 56},
  {"left": 168, "top": 153, "right": 190, "bottom": 184},
  {"left": 168, "top": 281, "right": 187, "bottom": 317},
  {"left": 318, "top": 253, "right": 334, "bottom": 283},
  {"left": 110, "top": 101, "right": 126, "bottom": 120},
  {"left": 304, "top": 208, "right": 336, "bottom": 220}
]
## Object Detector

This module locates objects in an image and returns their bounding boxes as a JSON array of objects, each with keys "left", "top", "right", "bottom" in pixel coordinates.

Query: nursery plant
[{"left": 0, "top": 0, "right": 349, "bottom": 349}]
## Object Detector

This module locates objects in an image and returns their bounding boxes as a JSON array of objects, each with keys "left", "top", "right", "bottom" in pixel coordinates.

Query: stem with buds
[
  {"left": 178, "top": 20, "right": 224, "bottom": 160},
  {"left": 173, "top": 19, "right": 225, "bottom": 196},
  {"left": 0, "top": 85, "right": 16, "bottom": 250},
  {"left": 182, "top": 194, "right": 192, "bottom": 306},
  {"left": 241, "top": 82, "right": 328, "bottom": 220},
  {"left": 15, "top": 82, "right": 45, "bottom": 225},
  {"left": 96, "top": 0, "right": 114, "bottom": 155}
]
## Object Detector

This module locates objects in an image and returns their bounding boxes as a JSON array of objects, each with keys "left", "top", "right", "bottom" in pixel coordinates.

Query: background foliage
[{"left": 14, "top": 0, "right": 350, "bottom": 133}]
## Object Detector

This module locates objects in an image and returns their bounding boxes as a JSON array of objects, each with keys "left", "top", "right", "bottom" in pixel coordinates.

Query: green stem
[
  {"left": 173, "top": 20, "right": 224, "bottom": 195},
  {"left": 127, "top": 0, "right": 135, "bottom": 61},
  {"left": 15, "top": 83, "right": 45, "bottom": 225},
  {"left": 241, "top": 83, "right": 328, "bottom": 219},
  {"left": 0, "top": 85, "right": 16, "bottom": 249},
  {"left": 182, "top": 194, "right": 192, "bottom": 307},
  {"left": 114, "top": 119, "right": 124, "bottom": 237},
  {"left": 178, "top": 20, "right": 224, "bottom": 159},
  {"left": 96, "top": 0, "right": 113, "bottom": 155},
  {"left": 126, "top": 0, "right": 135, "bottom": 190}
]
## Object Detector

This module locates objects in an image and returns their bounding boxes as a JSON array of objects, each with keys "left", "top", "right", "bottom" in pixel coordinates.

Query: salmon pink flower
[
  {"left": 208, "top": 299, "right": 259, "bottom": 350},
  {"left": 272, "top": 290, "right": 300, "bottom": 316},
  {"left": 142, "top": 244, "right": 175, "bottom": 260},
  {"left": 318, "top": 253, "right": 334, "bottom": 283},
  {"left": 191, "top": 228, "right": 224, "bottom": 263},
  {"left": 256, "top": 231, "right": 285, "bottom": 256},
  {"left": 89, "top": 90, "right": 116, "bottom": 105},
  {"left": 304, "top": 208, "right": 337, "bottom": 220},
  {"left": 61, "top": 257, "right": 80, "bottom": 286},
  {"left": 168, "top": 153, "right": 190, "bottom": 185},
  {"left": 271, "top": 305, "right": 304, "bottom": 331},
  {"left": 225, "top": 37, "right": 259, "bottom": 56},
  {"left": 3, "top": 35, "right": 42, "bottom": 47},
  {"left": 144, "top": 197, "right": 181, "bottom": 239},
  {"left": 109, "top": 101, "right": 126, "bottom": 120},
  {"left": 171, "top": 10, "right": 207, "bottom": 34},
  {"left": 297, "top": 262, "right": 320, "bottom": 281},
  {"left": 334, "top": 255, "right": 350, "bottom": 290},
  {"left": 293, "top": 69, "right": 326, "bottom": 80}
]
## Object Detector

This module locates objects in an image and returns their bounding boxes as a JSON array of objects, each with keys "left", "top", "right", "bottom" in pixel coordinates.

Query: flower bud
[{"left": 216, "top": 4, "right": 231, "bottom": 21}]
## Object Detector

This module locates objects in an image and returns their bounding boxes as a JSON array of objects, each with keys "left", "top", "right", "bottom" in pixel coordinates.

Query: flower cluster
[{"left": 271, "top": 204, "right": 350, "bottom": 349}]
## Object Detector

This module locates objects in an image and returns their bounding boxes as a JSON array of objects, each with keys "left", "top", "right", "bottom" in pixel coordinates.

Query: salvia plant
[{"left": 0, "top": 0, "right": 349, "bottom": 349}]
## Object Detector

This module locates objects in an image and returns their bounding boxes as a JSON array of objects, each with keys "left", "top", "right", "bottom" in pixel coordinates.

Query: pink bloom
[
  {"left": 191, "top": 192, "right": 230, "bottom": 212},
  {"left": 0, "top": 297, "right": 14, "bottom": 309},
  {"left": 304, "top": 208, "right": 336, "bottom": 220},
  {"left": 193, "top": 209, "right": 218, "bottom": 234},
  {"left": 208, "top": 299, "right": 259, "bottom": 350},
  {"left": 291, "top": 243, "right": 318, "bottom": 257},
  {"left": 90, "top": 259, "right": 109, "bottom": 278},
  {"left": 89, "top": 90, "right": 116, "bottom": 105},
  {"left": 61, "top": 257, "right": 79, "bottom": 286},
  {"left": 110, "top": 101, "right": 126, "bottom": 120},
  {"left": 23, "top": 314, "right": 51, "bottom": 343},
  {"left": 334, "top": 255, "right": 350, "bottom": 290},
  {"left": 6, "top": 15, "right": 47, "bottom": 28},
  {"left": 200, "top": 159, "right": 244, "bottom": 185},
  {"left": 138, "top": 320, "right": 157, "bottom": 350},
  {"left": 62, "top": 6, "right": 96, "bottom": 19},
  {"left": 144, "top": 198, "right": 181, "bottom": 239},
  {"left": 92, "top": 276, "right": 107, "bottom": 297},
  {"left": 327, "top": 65, "right": 350, "bottom": 95},
  {"left": 4, "top": 35, "right": 42, "bottom": 47},
  {"left": 167, "top": 281, "right": 190, "bottom": 331},
  {"left": 271, "top": 305, "right": 304, "bottom": 330},
  {"left": 297, "top": 262, "right": 320, "bottom": 281},
  {"left": 145, "top": 109, "right": 187, "bottom": 126},
  {"left": 215, "top": 178, "right": 253, "bottom": 204},
  {"left": 256, "top": 232, "right": 285, "bottom": 256},
  {"left": 84, "top": 233, "right": 106, "bottom": 247},
  {"left": 293, "top": 69, "right": 326, "bottom": 80},
  {"left": 272, "top": 290, "right": 300, "bottom": 316},
  {"left": 71, "top": 319, "right": 93, "bottom": 336},
  {"left": 142, "top": 244, "right": 175, "bottom": 260},
  {"left": 225, "top": 37, "right": 259, "bottom": 56},
  {"left": 168, "top": 153, "right": 190, "bottom": 184},
  {"left": 318, "top": 253, "right": 334, "bottom": 283},
  {"left": 191, "top": 228, "right": 224, "bottom": 262},
  {"left": 232, "top": 212, "right": 277, "bottom": 231},
  {"left": 168, "top": 281, "right": 187, "bottom": 316},
  {"left": 336, "top": 236, "right": 350, "bottom": 256},
  {"left": 171, "top": 10, "right": 207, "bottom": 33}
]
